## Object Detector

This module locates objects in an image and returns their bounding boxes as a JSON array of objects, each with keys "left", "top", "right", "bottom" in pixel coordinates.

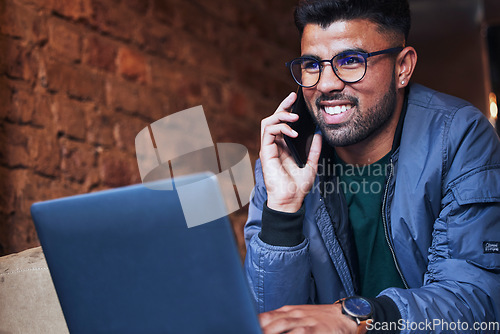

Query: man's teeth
[{"left": 324, "top": 105, "right": 353, "bottom": 115}]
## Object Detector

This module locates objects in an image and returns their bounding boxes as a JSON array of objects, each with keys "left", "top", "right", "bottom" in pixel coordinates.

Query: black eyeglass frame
[{"left": 286, "top": 47, "right": 404, "bottom": 88}]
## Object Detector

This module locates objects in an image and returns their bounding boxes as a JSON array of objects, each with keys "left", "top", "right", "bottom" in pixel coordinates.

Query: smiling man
[{"left": 244, "top": 0, "right": 500, "bottom": 333}]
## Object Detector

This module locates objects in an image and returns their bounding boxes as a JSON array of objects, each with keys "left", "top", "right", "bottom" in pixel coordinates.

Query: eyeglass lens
[{"left": 290, "top": 52, "right": 367, "bottom": 87}]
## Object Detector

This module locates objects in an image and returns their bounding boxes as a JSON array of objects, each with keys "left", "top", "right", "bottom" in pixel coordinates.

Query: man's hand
[
  {"left": 259, "top": 304, "right": 358, "bottom": 334},
  {"left": 259, "top": 92, "right": 322, "bottom": 213}
]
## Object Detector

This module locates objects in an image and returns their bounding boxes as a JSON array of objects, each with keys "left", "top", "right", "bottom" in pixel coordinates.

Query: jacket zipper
[{"left": 382, "top": 159, "right": 410, "bottom": 289}]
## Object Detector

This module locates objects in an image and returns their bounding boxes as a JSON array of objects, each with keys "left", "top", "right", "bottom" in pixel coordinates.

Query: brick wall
[{"left": 0, "top": 0, "right": 300, "bottom": 257}]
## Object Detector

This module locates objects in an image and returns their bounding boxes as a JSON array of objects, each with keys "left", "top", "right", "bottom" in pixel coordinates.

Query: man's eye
[
  {"left": 338, "top": 54, "right": 364, "bottom": 67},
  {"left": 302, "top": 61, "right": 320, "bottom": 71}
]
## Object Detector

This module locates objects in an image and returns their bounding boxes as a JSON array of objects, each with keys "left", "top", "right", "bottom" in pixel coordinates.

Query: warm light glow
[{"left": 490, "top": 93, "right": 498, "bottom": 119}]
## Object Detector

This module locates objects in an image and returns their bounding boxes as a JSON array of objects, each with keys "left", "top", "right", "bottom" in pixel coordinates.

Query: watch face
[{"left": 343, "top": 297, "right": 373, "bottom": 318}]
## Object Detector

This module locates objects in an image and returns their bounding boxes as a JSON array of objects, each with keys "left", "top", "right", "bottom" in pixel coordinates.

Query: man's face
[{"left": 301, "top": 20, "right": 400, "bottom": 147}]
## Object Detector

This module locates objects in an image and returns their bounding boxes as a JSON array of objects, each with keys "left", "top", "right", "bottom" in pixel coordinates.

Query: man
[{"left": 244, "top": 0, "right": 500, "bottom": 333}]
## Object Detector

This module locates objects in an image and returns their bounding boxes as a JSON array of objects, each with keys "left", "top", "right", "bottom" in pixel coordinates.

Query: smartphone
[{"left": 284, "top": 88, "right": 317, "bottom": 168}]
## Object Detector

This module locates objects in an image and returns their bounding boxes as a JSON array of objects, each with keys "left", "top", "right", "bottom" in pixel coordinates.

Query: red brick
[
  {"left": 0, "top": 0, "right": 45, "bottom": 42},
  {"left": 9, "top": 169, "right": 30, "bottom": 213},
  {"left": 60, "top": 138, "right": 96, "bottom": 183},
  {"left": 138, "top": 88, "right": 172, "bottom": 121},
  {"left": 7, "top": 215, "right": 39, "bottom": 252},
  {"left": 51, "top": 0, "right": 91, "bottom": 20},
  {"left": 86, "top": 106, "right": 115, "bottom": 147},
  {"left": 13, "top": 0, "right": 53, "bottom": 10},
  {"left": 0, "top": 167, "right": 17, "bottom": 215},
  {"left": 202, "top": 79, "right": 223, "bottom": 105},
  {"left": 116, "top": 46, "right": 149, "bottom": 83},
  {"left": 0, "top": 213, "right": 38, "bottom": 255},
  {"left": 175, "top": 2, "right": 220, "bottom": 43},
  {"left": 6, "top": 83, "right": 35, "bottom": 124},
  {"left": 47, "top": 17, "right": 82, "bottom": 62},
  {"left": 0, "top": 37, "right": 7, "bottom": 74},
  {"left": 149, "top": 57, "right": 175, "bottom": 89},
  {"left": 228, "top": 89, "right": 249, "bottom": 117},
  {"left": 3, "top": 39, "right": 37, "bottom": 82},
  {"left": 32, "top": 88, "right": 54, "bottom": 127},
  {"left": 26, "top": 173, "right": 81, "bottom": 203},
  {"left": 0, "top": 0, "right": 307, "bottom": 256},
  {"left": 52, "top": 94, "right": 90, "bottom": 140},
  {"left": 29, "top": 128, "right": 60, "bottom": 177},
  {"left": 105, "top": 76, "right": 141, "bottom": 113},
  {"left": 149, "top": 60, "right": 205, "bottom": 110},
  {"left": 82, "top": 33, "right": 118, "bottom": 72},
  {"left": 137, "top": 21, "right": 175, "bottom": 58},
  {"left": 145, "top": 29, "right": 228, "bottom": 81},
  {"left": 89, "top": 0, "right": 139, "bottom": 41},
  {"left": 234, "top": 57, "right": 292, "bottom": 99},
  {"left": 164, "top": 31, "right": 228, "bottom": 79},
  {"left": 1, "top": 169, "right": 41, "bottom": 248},
  {"left": 0, "top": 123, "right": 30, "bottom": 168},
  {"left": 44, "top": 61, "right": 105, "bottom": 101},
  {"left": 193, "top": 0, "right": 240, "bottom": 26},
  {"left": 82, "top": 163, "right": 101, "bottom": 192},
  {"left": 122, "top": 0, "right": 149, "bottom": 16},
  {"left": 99, "top": 150, "right": 138, "bottom": 187},
  {"left": 151, "top": 0, "right": 176, "bottom": 26},
  {"left": 174, "top": 74, "right": 204, "bottom": 107},
  {"left": 112, "top": 114, "right": 148, "bottom": 151},
  {"left": 0, "top": 79, "right": 11, "bottom": 119}
]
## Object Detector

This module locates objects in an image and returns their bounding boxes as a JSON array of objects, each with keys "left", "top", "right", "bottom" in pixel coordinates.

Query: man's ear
[{"left": 396, "top": 46, "right": 417, "bottom": 88}]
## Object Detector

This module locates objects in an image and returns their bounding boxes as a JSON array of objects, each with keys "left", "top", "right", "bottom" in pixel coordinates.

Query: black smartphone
[{"left": 284, "top": 88, "right": 317, "bottom": 168}]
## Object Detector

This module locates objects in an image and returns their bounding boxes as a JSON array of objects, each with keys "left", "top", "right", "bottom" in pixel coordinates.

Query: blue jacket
[{"left": 244, "top": 83, "right": 500, "bottom": 333}]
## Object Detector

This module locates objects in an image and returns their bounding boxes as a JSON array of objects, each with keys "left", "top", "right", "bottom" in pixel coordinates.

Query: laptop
[{"left": 31, "top": 174, "right": 262, "bottom": 334}]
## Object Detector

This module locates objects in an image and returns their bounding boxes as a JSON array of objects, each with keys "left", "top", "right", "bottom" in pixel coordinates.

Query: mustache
[{"left": 315, "top": 94, "right": 359, "bottom": 109}]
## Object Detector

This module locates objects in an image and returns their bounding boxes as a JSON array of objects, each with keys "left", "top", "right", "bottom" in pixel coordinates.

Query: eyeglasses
[{"left": 286, "top": 47, "right": 403, "bottom": 88}]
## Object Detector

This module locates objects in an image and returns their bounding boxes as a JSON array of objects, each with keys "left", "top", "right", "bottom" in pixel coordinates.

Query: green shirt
[{"left": 336, "top": 153, "right": 406, "bottom": 298}]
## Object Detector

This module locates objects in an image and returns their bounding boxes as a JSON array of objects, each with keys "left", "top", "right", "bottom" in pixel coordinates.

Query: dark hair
[{"left": 294, "top": 0, "right": 411, "bottom": 42}]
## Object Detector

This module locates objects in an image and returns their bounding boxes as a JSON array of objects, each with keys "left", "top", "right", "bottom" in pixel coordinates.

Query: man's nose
[{"left": 316, "top": 64, "right": 346, "bottom": 93}]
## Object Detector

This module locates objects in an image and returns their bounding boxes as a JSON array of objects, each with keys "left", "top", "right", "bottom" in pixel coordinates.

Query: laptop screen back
[{"left": 31, "top": 176, "right": 261, "bottom": 334}]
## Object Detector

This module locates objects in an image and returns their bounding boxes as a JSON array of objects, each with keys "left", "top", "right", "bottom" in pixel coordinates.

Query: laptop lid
[{"left": 31, "top": 174, "right": 261, "bottom": 334}]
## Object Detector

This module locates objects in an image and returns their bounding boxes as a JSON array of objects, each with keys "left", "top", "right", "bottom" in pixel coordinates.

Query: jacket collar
[{"left": 390, "top": 86, "right": 410, "bottom": 155}]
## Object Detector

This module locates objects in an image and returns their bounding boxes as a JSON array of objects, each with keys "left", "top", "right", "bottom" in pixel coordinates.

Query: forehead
[{"left": 300, "top": 19, "right": 391, "bottom": 56}]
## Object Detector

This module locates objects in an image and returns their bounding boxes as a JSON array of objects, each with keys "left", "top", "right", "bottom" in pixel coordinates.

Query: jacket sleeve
[
  {"left": 244, "top": 160, "right": 313, "bottom": 313},
  {"left": 380, "top": 106, "right": 500, "bottom": 333}
]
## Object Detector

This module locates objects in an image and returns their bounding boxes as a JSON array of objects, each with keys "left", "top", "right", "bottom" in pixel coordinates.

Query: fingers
[
  {"left": 305, "top": 133, "right": 322, "bottom": 170},
  {"left": 261, "top": 92, "right": 298, "bottom": 139},
  {"left": 278, "top": 91, "right": 298, "bottom": 113},
  {"left": 259, "top": 307, "right": 315, "bottom": 334},
  {"left": 260, "top": 112, "right": 299, "bottom": 143},
  {"left": 260, "top": 92, "right": 301, "bottom": 162},
  {"left": 261, "top": 123, "right": 297, "bottom": 147}
]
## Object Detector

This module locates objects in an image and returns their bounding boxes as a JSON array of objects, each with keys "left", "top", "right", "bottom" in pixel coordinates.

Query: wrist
[
  {"left": 332, "top": 303, "right": 359, "bottom": 333},
  {"left": 267, "top": 197, "right": 303, "bottom": 213}
]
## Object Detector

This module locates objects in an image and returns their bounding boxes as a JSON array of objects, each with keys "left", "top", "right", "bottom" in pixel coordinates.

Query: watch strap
[{"left": 357, "top": 319, "right": 369, "bottom": 334}]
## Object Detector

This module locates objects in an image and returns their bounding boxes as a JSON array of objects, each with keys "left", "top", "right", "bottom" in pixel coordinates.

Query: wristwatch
[{"left": 335, "top": 296, "right": 373, "bottom": 334}]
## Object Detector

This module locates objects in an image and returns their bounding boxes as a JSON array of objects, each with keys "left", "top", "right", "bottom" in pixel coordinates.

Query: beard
[{"left": 311, "top": 75, "right": 398, "bottom": 147}]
